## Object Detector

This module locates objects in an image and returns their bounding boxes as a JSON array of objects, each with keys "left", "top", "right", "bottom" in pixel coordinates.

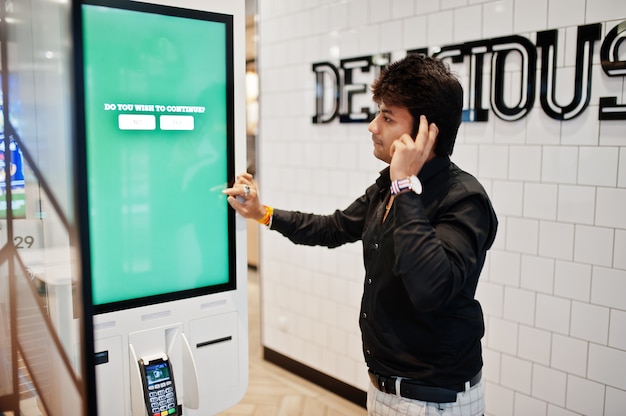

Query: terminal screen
[
  {"left": 79, "top": 0, "right": 235, "bottom": 313},
  {"left": 145, "top": 361, "right": 171, "bottom": 386}
]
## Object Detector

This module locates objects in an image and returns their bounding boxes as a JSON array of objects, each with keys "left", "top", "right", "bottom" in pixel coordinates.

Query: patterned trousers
[{"left": 367, "top": 380, "right": 485, "bottom": 416}]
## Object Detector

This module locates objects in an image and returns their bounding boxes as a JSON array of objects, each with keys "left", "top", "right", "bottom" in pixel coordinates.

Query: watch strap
[{"left": 390, "top": 177, "right": 412, "bottom": 195}]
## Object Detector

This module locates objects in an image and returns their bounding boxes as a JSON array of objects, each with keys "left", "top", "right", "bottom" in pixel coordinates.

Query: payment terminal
[{"left": 139, "top": 354, "right": 179, "bottom": 416}]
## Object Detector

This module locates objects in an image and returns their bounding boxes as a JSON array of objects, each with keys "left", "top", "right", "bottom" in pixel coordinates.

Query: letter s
[{"left": 599, "top": 20, "right": 626, "bottom": 120}]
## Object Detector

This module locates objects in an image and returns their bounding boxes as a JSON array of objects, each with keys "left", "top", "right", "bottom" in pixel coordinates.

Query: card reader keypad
[{"left": 147, "top": 380, "right": 176, "bottom": 416}]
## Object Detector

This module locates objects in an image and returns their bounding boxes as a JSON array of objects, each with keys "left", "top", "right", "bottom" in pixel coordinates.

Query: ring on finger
[{"left": 243, "top": 184, "right": 251, "bottom": 198}]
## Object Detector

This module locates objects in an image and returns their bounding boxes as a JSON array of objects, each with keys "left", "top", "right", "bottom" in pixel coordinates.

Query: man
[{"left": 223, "top": 53, "right": 498, "bottom": 416}]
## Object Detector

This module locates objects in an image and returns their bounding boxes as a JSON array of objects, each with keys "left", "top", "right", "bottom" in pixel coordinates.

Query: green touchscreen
[{"left": 81, "top": 2, "right": 234, "bottom": 310}]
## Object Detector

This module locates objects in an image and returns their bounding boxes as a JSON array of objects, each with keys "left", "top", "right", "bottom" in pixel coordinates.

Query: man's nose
[{"left": 368, "top": 117, "right": 378, "bottom": 134}]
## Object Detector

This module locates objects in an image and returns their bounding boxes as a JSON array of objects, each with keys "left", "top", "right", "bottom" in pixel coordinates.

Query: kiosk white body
[{"left": 75, "top": 0, "right": 249, "bottom": 414}]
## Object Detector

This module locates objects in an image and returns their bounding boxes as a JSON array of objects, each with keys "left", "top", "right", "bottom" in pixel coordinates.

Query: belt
[{"left": 368, "top": 370, "right": 482, "bottom": 403}]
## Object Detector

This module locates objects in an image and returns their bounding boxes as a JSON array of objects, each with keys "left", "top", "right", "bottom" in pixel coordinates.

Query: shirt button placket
[{"left": 364, "top": 242, "right": 378, "bottom": 361}]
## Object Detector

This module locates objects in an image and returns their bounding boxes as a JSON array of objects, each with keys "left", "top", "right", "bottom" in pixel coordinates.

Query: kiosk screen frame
[{"left": 75, "top": 0, "right": 237, "bottom": 314}]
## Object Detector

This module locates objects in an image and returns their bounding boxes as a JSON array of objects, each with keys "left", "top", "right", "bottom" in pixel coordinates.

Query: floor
[{"left": 217, "top": 268, "right": 368, "bottom": 416}]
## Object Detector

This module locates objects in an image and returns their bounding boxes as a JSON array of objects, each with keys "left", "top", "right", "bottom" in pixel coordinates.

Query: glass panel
[
  {"left": 36, "top": 190, "right": 80, "bottom": 372},
  {"left": 15, "top": 255, "right": 81, "bottom": 414},
  {"left": 0, "top": 259, "right": 13, "bottom": 400},
  {"left": 0, "top": 0, "right": 89, "bottom": 413}
]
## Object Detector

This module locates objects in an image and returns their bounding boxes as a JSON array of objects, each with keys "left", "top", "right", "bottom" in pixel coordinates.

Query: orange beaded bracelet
[{"left": 257, "top": 205, "right": 273, "bottom": 227}]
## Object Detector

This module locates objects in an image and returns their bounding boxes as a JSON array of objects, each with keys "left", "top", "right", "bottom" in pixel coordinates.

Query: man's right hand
[{"left": 223, "top": 172, "right": 266, "bottom": 221}]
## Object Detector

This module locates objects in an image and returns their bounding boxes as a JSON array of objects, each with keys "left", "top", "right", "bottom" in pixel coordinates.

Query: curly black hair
[{"left": 371, "top": 53, "right": 463, "bottom": 156}]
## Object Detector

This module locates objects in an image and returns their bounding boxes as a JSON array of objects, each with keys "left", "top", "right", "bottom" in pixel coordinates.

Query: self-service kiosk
[{"left": 74, "top": 1, "right": 248, "bottom": 414}]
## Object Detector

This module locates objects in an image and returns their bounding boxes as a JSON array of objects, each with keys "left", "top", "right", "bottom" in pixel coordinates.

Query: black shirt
[{"left": 270, "top": 156, "right": 498, "bottom": 387}]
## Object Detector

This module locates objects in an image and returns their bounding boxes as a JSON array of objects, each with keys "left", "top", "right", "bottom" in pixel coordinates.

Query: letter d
[{"left": 312, "top": 62, "right": 340, "bottom": 123}]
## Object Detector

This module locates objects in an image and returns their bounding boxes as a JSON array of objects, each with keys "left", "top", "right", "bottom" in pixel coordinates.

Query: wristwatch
[{"left": 390, "top": 175, "right": 422, "bottom": 195}]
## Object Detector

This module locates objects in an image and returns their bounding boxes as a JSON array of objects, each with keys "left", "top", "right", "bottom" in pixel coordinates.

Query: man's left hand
[{"left": 389, "top": 115, "right": 438, "bottom": 180}]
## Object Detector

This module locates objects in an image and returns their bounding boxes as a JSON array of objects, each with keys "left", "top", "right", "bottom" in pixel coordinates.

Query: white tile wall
[
  {"left": 486, "top": 382, "right": 515, "bottom": 416},
  {"left": 550, "top": 334, "right": 588, "bottom": 377},
  {"left": 615, "top": 229, "right": 626, "bottom": 269},
  {"left": 482, "top": 0, "right": 514, "bottom": 38},
  {"left": 619, "top": 148, "right": 626, "bottom": 188},
  {"left": 565, "top": 375, "right": 606, "bottom": 416},
  {"left": 482, "top": 348, "right": 502, "bottom": 383},
  {"left": 525, "top": 111, "right": 562, "bottom": 145},
  {"left": 501, "top": 354, "right": 532, "bottom": 394},
  {"left": 586, "top": 0, "right": 626, "bottom": 23},
  {"left": 557, "top": 185, "right": 595, "bottom": 225},
  {"left": 256, "top": 0, "right": 626, "bottom": 413},
  {"left": 548, "top": 0, "right": 586, "bottom": 29},
  {"left": 513, "top": 0, "right": 548, "bottom": 33},
  {"left": 547, "top": 404, "right": 579, "bottom": 416},
  {"left": 578, "top": 147, "right": 619, "bottom": 187},
  {"left": 573, "top": 224, "right": 614, "bottom": 267},
  {"left": 453, "top": 5, "right": 483, "bottom": 42},
  {"left": 532, "top": 364, "right": 567, "bottom": 406},
  {"left": 509, "top": 145, "right": 542, "bottom": 181},
  {"left": 538, "top": 221, "right": 575, "bottom": 260},
  {"left": 518, "top": 326, "right": 551, "bottom": 365},
  {"left": 514, "top": 393, "right": 548, "bottom": 416},
  {"left": 542, "top": 147, "right": 579, "bottom": 184},
  {"left": 506, "top": 217, "right": 540, "bottom": 254},
  {"left": 591, "top": 266, "right": 626, "bottom": 310},
  {"left": 561, "top": 110, "right": 600, "bottom": 146},
  {"left": 492, "top": 180, "right": 524, "bottom": 216},
  {"left": 476, "top": 280, "right": 504, "bottom": 316},
  {"left": 496, "top": 119, "right": 526, "bottom": 145},
  {"left": 588, "top": 344, "right": 626, "bottom": 390},
  {"left": 428, "top": 10, "right": 455, "bottom": 46},
  {"left": 520, "top": 254, "right": 554, "bottom": 293},
  {"left": 606, "top": 387, "right": 626, "bottom": 416},
  {"left": 524, "top": 183, "right": 558, "bottom": 220},
  {"left": 535, "top": 293, "right": 570, "bottom": 335},
  {"left": 609, "top": 309, "right": 626, "bottom": 350},
  {"left": 415, "top": 0, "right": 439, "bottom": 15},
  {"left": 504, "top": 287, "right": 535, "bottom": 325},
  {"left": 596, "top": 188, "right": 626, "bottom": 229},
  {"left": 553, "top": 260, "right": 591, "bottom": 301},
  {"left": 479, "top": 144, "right": 510, "bottom": 179},
  {"left": 570, "top": 301, "right": 609, "bottom": 344},
  {"left": 491, "top": 317, "right": 520, "bottom": 354}
]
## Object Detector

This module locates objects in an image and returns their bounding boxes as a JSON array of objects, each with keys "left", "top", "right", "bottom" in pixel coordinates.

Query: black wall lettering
[
  {"left": 489, "top": 36, "right": 537, "bottom": 121},
  {"left": 537, "top": 24, "right": 601, "bottom": 120},
  {"left": 432, "top": 36, "right": 536, "bottom": 122},
  {"left": 312, "top": 62, "right": 340, "bottom": 123},
  {"left": 312, "top": 20, "right": 625, "bottom": 124},
  {"left": 339, "top": 54, "right": 388, "bottom": 123},
  {"left": 432, "top": 42, "right": 491, "bottom": 122},
  {"left": 599, "top": 21, "right": 626, "bottom": 120}
]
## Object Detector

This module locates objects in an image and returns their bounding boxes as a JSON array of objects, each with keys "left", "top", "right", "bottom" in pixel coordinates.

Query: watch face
[{"left": 410, "top": 176, "right": 422, "bottom": 194}]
